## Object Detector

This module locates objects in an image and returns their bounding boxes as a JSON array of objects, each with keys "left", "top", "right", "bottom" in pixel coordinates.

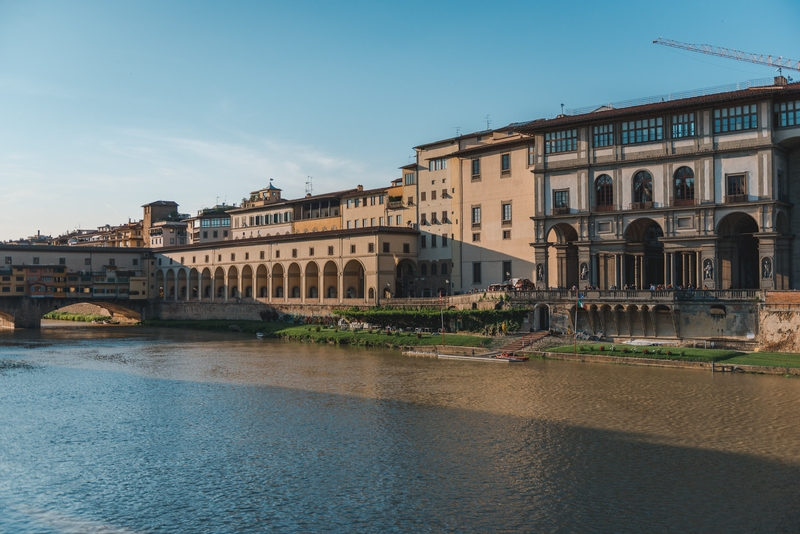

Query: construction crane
[{"left": 654, "top": 38, "right": 800, "bottom": 73}]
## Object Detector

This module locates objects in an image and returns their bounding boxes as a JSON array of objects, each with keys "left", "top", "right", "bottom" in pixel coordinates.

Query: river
[{"left": 1, "top": 322, "right": 799, "bottom": 533}]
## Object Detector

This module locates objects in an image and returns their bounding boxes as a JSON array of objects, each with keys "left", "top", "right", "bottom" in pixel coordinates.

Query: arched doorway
[
  {"left": 546, "top": 223, "right": 578, "bottom": 289},
  {"left": 189, "top": 268, "right": 199, "bottom": 299},
  {"left": 272, "top": 264, "right": 284, "bottom": 298},
  {"left": 241, "top": 265, "right": 253, "bottom": 299},
  {"left": 227, "top": 266, "right": 239, "bottom": 298},
  {"left": 201, "top": 268, "right": 212, "bottom": 299},
  {"left": 305, "top": 262, "right": 319, "bottom": 300},
  {"left": 214, "top": 267, "right": 226, "bottom": 298},
  {"left": 323, "top": 261, "right": 338, "bottom": 299},
  {"left": 343, "top": 260, "right": 365, "bottom": 299},
  {"left": 717, "top": 213, "right": 759, "bottom": 289},
  {"left": 623, "top": 218, "right": 664, "bottom": 288},
  {"left": 287, "top": 263, "right": 301, "bottom": 299},
  {"left": 256, "top": 265, "right": 268, "bottom": 298}
]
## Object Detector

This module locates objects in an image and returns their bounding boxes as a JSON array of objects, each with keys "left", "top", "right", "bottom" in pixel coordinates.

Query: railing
[
  {"left": 552, "top": 207, "right": 570, "bottom": 215},
  {"left": 594, "top": 204, "right": 615, "bottom": 212},
  {"left": 672, "top": 198, "right": 696, "bottom": 207},
  {"left": 725, "top": 194, "right": 748, "bottom": 204},
  {"left": 388, "top": 201, "right": 404, "bottom": 209},
  {"left": 629, "top": 201, "right": 654, "bottom": 210}
]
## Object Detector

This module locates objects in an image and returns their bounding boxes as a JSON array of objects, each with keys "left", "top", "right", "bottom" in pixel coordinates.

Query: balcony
[
  {"left": 594, "top": 204, "right": 615, "bottom": 212},
  {"left": 552, "top": 207, "right": 570, "bottom": 215},
  {"left": 629, "top": 201, "right": 654, "bottom": 210},
  {"left": 388, "top": 200, "right": 404, "bottom": 209},
  {"left": 725, "top": 194, "right": 748, "bottom": 204},
  {"left": 672, "top": 198, "right": 696, "bottom": 207}
]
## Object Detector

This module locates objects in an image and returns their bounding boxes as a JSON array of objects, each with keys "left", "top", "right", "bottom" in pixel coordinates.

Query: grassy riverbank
[
  {"left": 42, "top": 311, "right": 113, "bottom": 323},
  {"left": 547, "top": 344, "right": 800, "bottom": 368},
  {"left": 142, "top": 319, "right": 493, "bottom": 348}
]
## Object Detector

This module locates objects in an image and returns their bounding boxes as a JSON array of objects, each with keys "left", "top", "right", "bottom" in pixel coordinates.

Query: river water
[{"left": 1, "top": 323, "right": 799, "bottom": 533}]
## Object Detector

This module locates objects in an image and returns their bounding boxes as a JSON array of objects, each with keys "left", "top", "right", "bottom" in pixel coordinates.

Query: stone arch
[
  {"left": 256, "top": 264, "right": 268, "bottom": 298},
  {"left": 343, "top": 259, "right": 365, "bottom": 299},
  {"left": 546, "top": 222, "right": 579, "bottom": 289},
  {"left": 227, "top": 265, "right": 239, "bottom": 298},
  {"left": 717, "top": 212, "right": 759, "bottom": 289},
  {"left": 395, "top": 258, "right": 417, "bottom": 297},
  {"left": 272, "top": 264, "right": 284, "bottom": 298},
  {"left": 189, "top": 268, "right": 199, "bottom": 299},
  {"left": 214, "top": 267, "right": 226, "bottom": 298},
  {"left": 166, "top": 270, "right": 176, "bottom": 298},
  {"left": 156, "top": 270, "right": 165, "bottom": 298},
  {"left": 368, "top": 287, "right": 375, "bottom": 301},
  {"left": 323, "top": 261, "right": 337, "bottom": 299},
  {"left": 177, "top": 268, "right": 188, "bottom": 299},
  {"left": 623, "top": 218, "right": 664, "bottom": 288},
  {"left": 305, "top": 261, "right": 319, "bottom": 299},
  {"left": 201, "top": 267, "right": 212, "bottom": 298},
  {"left": 241, "top": 265, "right": 253, "bottom": 298},
  {"left": 287, "top": 263, "right": 302, "bottom": 299}
]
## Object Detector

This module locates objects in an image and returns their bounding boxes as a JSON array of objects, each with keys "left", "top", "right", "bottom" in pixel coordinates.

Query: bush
[
  {"left": 315, "top": 326, "right": 321, "bottom": 332},
  {"left": 599, "top": 346, "right": 605, "bottom": 351}
]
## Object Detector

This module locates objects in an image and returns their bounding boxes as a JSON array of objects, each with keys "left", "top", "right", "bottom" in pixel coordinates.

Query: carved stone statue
[
  {"left": 536, "top": 263, "right": 544, "bottom": 281},
  {"left": 579, "top": 262, "right": 589, "bottom": 281},
  {"left": 762, "top": 257, "right": 772, "bottom": 279},
  {"left": 703, "top": 259, "right": 713, "bottom": 280}
]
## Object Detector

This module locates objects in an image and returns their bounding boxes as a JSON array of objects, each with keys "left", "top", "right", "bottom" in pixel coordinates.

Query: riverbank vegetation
[
  {"left": 141, "top": 319, "right": 492, "bottom": 348},
  {"left": 332, "top": 307, "right": 528, "bottom": 335},
  {"left": 43, "top": 311, "right": 113, "bottom": 323}
]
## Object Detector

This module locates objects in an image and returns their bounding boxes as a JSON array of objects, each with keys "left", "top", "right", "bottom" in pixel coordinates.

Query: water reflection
[{"left": 1, "top": 325, "right": 799, "bottom": 532}]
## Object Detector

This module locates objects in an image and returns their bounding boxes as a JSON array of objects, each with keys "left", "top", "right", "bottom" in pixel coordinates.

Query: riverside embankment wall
[{"left": 760, "top": 292, "right": 800, "bottom": 352}]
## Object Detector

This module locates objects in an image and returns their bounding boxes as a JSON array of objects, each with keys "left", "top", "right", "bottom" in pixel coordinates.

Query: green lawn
[
  {"left": 547, "top": 344, "right": 743, "bottom": 363},
  {"left": 142, "top": 320, "right": 492, "bottom": 348},
  {"left": 721, "top": 352, "right": 800, "bottom": 369},
  {"left": 43, "top": 311, "right": 115, "bottom": 323}
]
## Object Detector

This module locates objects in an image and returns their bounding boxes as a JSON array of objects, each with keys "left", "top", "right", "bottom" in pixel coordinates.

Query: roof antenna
[
  {"left": 305, "top": 176, "right": 313, "bottom": 196},
  {"left": 453, "top": 126, "right": 461, "bottom": 136},
  {"left": 485, "top": 115, "right": 491, "bottom": 130},
  {"left": 561, "top": 103, "right": 565, "bottom": 115}
]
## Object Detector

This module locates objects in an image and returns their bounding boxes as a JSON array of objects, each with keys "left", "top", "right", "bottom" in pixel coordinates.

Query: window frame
[
  {"left": 714, "top": 104, "right": 757, "bottom": 133},
  {"left": 544, "top": 129, "right": 578, "bottom": 154},
  {"left": 501, "top": 153, "right": 511, "bottom": 174},
  {"left": 621, "top": 117, "right": 663, "bottom": 145},
  {"left": 592, "top": 124, "right": 614, "bottom": 148},
  {"left": 671, "top": 112, "right": 695, "bottom": 139},
  {"left": 633, "top": 170, "right": 654, "bottom": 204},
  {"left": 673, "top": 166, "right": 695, "bottom": 206},
  {"left": 595, "top": 174, "right": 614, "bottom": 210},
  {"left": 471, "top": 205, "right": 481, "bottom": 227}
]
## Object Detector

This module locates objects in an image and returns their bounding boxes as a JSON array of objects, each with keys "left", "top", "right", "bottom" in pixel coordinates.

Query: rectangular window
[
  {"left": 292, "top": 249, "right": 297, "bottom": 258},
  {"left": 368, "top": 243, "right": 374, "bottom": 253},
  {"left": 362, "top": 218, "right": 367, "bottom": 227},
  {"left": 205, "top": 255, "right": 210, "bottom": 262},
  {"left": 309, "top": 247, "right": 315, "bottom": 256},
  {"left": 347, "top": 220, "right": 352, "bottom": 229},
  {"left": 353, "top": 220, "right": 359, "bottom": 228},
  {"left": 260, "top": 251, "right": 265, "bottom": 260},
  {"left": 431, "top": 190, "right": 437, "bottom": 200},
  {"left": 213, "top": 231, "right": 218, "bottom": 238},
  {"left": 503, "top": 230, "right": 511, "bottom": 240},
  {"left": 396, "top": 215, "right": 402, "bottom": 225},
  {"left": 431, "top": 235, "right": 437, "bottom": 248},
  {"left": 203, "top": 231, "right": 208, "bottom": 238},
  {"left": 593, "top": 124, "right": 614, "bottom": 147},
  {"left": 231, "top": 253, "right": 236, "bottom": 261},
  {"left": 528, "top": 144, "right": 535, "bottom": 165},
  {"left": 59, "top": 257, "right": 66, "bottom": 265},
  {"left": 472, "top": 263, "right": 482, "bottom": 284},
  {"left": 379, "top": 195, "right": 384, "bottom": 205},
  {"left": 726, "top": 174, "right": 747, "bottom": 202},
  {"left": 775, "top": 100, "right": 800, "bottom": 127},
  {"left": 383, "top": 242, "right": 390, "bottom": 253},
  {"left": 472, "top": 233, "right": 480, "bottom": 242},
  {"left": 471, "top": 206, "right": 481, "bottom": 225},
  {"left": 328, "top": 246, "right": 334, "bottom": 255},
  {"left": 276, "top": 250, "right": 280, "bottom": 258},
  {"left": 370, "top": 217, "right": 376, "bottom": 226},
  {"left": 33, "top": 257, "right": 39, "bottom": 265},
  {"left": 404, "top": 173, "right": 415, "bottom": 185},
  {"left": 421, "top": 192, "right": 426, "bottom": 201},
  {"left": 501, "top": 153, "right": 510, "bottom": 173},
  {"left": 421, "top": 213, "right": 427, "bottom": 225},
  {"left": 502, "top": 261, "right": 512, "bottom": 280},
  {"left": 472, "top": 159, "right": 480, "bottom": 176},
  {"left": 671, "top": 113, "right": 695, "bottom": 138},
  {"left": 420, "top": 235, "right": 427, "bottom": 248},
  {"left": 379, "top": 217, "right": 385, "bottom": 225},
  {"left": 133, "top": 259, "right": 138, "bottom": 266},
  {"left": 441, "top": 210, "right": 447, "bottom": 223},
  {"left": 714, "top": 104, "right": 757, "bottom": 133},
  {"left": 403, "top": 243, "right": 410, "bottom": 253},
  {"left": 350, "top": 244, "right": 356, "bottom": 254},
  {"left": 621, "top": 117, "right": 663, "bottom": 144},
  {"left": 545, "top": 129, "right": 577, "bottom": 153},
  {"left": 441, "top": 234, "right": 448, "bottom": 247},
  {"left": 553, "top": 190, "right": 569, "bottom": 209},
  {"left": 502, "top": 203, "right": 512, "bottom": 222},
  {"left": 4, "top": 257, "right": 10, "bottom": 265},
  {"left": 428, "top": 158, "right": 447, "bottom": 171}
]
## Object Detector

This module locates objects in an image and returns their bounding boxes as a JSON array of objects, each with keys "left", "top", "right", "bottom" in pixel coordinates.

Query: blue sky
[{"left": 1, "top": 0, "right": 798, "bottom": 240}]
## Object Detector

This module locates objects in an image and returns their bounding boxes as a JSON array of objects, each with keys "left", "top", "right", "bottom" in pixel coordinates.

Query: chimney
[
  {"left": 775, "top": 75, "right": 788, "bottom": 86},
  {"left": 357, "top": 185, "right": 364, "bottom": 191}
]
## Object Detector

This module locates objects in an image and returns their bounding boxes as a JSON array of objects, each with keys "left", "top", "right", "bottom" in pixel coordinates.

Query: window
[
  {"left": 633, "top": 171, "right": 653, "bottom": 203},
  {"left": 595, "top": 174, "right": 614, "bottom": 208},
  {"left": 205, "top": 255, "right": 210, "bottom": 262},
  {"left": 292, "top": 249, "right": 297, "bottom": 258},
  {"left": 431, "top": 190, "right": 437, "bottom": 200},
  {"left": 430, "top": 264, "right": 437, "bottom": 275},
  {"left": 714, "top": 104, "right": 757, "bottom": 133},
  {"left": 403, "top": 243, "right": 410, "bottom": 253},
  {"left": 472, "top": 263, "right": 481, "bottom": 284},
  {"left": 471, "top": 206, "right": 481, "bottom": 225},
  {"left": 441, "top": 263, "right": 448, "bottom": 275},
  {"left": 347, "top": 220, "right": 352, "bottom": 229},
  {"left": 213, "top": 231, "right": 218, "bottom": 238},
  {"left": 218, "top": 255, "right": 222, "bottom": 261},
  {"left": 621, "top": 117, "right": 663, "bottom": 144},
  {"left": 503, "top": 261, "right": 512, "bottom": 280},
  {"left": 527, "top": 145, "right": 535, "bottom": 165},
  {"left": 553, "top": 190, "right": 569, "bottom": 209},
  {"left": 501, "top": 154, "right": 510, "bottom": 173},
  {"left": 503, "top": 230, "right": 511, "bottom": 240},
  {"left": 133, "top": 259, "right": 138, "bottom": 266},
  {"left": 309, "top": 247, "right": 315, "bottom": 256},
  {"left": 428, "top": 158, "right": 447, "bottom": 171},
  {"left": 383, "top": 242, "right": 390, "bottom": 253},
  {"left": 276, "top": 250, "right": 280, "bottom": 258},
  {"left": 726, "top": 174, "right": 747, "bottom": 201},
  {"left": 545, "top": 129, "right": 577, "bottom": 153},
  {"left": 33, "top": 257, "right": 39, "bottom": 265},
  {"left": 421, "top": 213, "right": 428, "bottom": 225},
  {"left": 421, "top": 264, "right": 427, "bottom": 276},
  {"left": 593, "top": 124, "right": 614, "bottom": 147},
  {"left": 441, "top": 235, "right": 448, "bottom": 247},
  {"left": 59, "top": 257, "right": 66, "bottom": 265},
  {"left": 431, "top": 235, "right": 437, "bottom": 248},
  {"left": 231, "top": 253, "right": 236, "bottom": 261},
  {"left": 441, "top": 189, "right": 447, "bottom": 198},
  {"left": 353, "top": 220, "right": 359, "bottom": 228},
  {"left": 671, "top": 113, "right": 695, "bottom": 138},
  {"left": 203, "top": 231, "right": 208, "bottom": 239},
  {"left": 472, "top": 233, "right": 480, "bottom": 242},
  {"left": 328, "top": 246, "right": 334, "bottom": 255},
  {"left": 421, "top": 235, "right": 427, "bottom": 248},
  {"left": 370, "top": 217, "right": 376, "bottom": 226},
  {"left": 502, "top": 203, "right": 512, "bottom": 222},
  {"left": 775, "top": 100, "right": 800, "bottom": 127},
  {"left": 395, "top": 215, "right": 402, "bottom": 225},
  {"left": 674, "top": 166, "right": 695, "bottom": 205},
  {"left": 471, "top": 159, "right": 480, "bottom": 176},
  {"left": 181, "top": 257, "right": 185, "bottom": 264},
  {"left": 368, "top": 243, "right": 374, "bottom": 253},
  {"left": 404, "top": 172, "right": 415, "bottom": 185},
  {"left": 441, "top": 210, "right": 448, "bottom": 223},
  {"left": 379, "top": 195, "right": 384, "bottom": 205},
  {"left": 3, "top": 257, "right": 10, "bottom": 265},
  {"left": 379, "top": 217, "right": 385, "bottom": 225},
  {"left": 421, "top": 192, "right": 426, "bottom": 201},
  {"left": 350, "top": 244, "right": 356, "bottom": 254},
  {"left": 260, "top": 251, "right": 265, "bottom": 259}
]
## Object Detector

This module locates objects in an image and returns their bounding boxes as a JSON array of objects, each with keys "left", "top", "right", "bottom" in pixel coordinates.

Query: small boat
[
  {"left": 256, "top": 332, "right": 265, "bottom": 339},
  {"left": 495, "top": 352, "right": 529, "bottom": 362}
]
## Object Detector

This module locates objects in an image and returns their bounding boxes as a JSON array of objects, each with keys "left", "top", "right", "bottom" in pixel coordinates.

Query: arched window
[
  {"left": 633, "top": 171, "right": 653, "bottom": 204},
  {"left": 441, "top": 263, "right": 448, "bottom": 275},
  {"left": 674, "top": 166, "right": 694, "bottom": 205},
  {"left": 430, "top": 263, "right": 438, "bottom": 276},
  {"left": 420, "top": 264, "right": 427, "bottom": 276},
  {"left": 595, "top": 174, "right": 614, "bottom": 209}
]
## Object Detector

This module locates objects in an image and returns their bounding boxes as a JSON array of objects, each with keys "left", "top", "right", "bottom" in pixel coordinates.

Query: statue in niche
[
  {"left": 703, "top": 259, "right": 714, "bottom": 280},
  {"left": 579, "top": 262, "right": 589, "bottom": 281},
  {"left": 536, "top": 263, "right": 544, "bottom": 281},
  {"left": 762, "top": 258, "right": 773, "bottom": 279}
]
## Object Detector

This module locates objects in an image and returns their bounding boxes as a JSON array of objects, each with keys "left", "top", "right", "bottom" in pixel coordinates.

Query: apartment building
[{"left": 230, "top": 183, "right": 294, "bottom": 239}]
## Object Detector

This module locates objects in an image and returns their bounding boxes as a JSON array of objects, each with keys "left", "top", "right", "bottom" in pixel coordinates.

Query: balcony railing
[
  {"left": 594, "top": 204, "right": 615, "bottom": 212},
  {"left": 388, "top": 200, "right": 404, "bottom": 209},
  {"left": 725, "top": 194, "right": 748, "bottom": 204},
  {"left": 552, "top": 207, "right": 570, "bottom": 215},
  {"left": 629, "top": 201, "right": 654, "bottom": 210},
  {"left": 672, "top": 198, "right": 696, "bottom": 207}
]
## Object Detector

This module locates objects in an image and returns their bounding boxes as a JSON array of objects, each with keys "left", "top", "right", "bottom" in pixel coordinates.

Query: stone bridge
[{"left": 0, "top": 297, "right": 150, "bottom": 328}]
